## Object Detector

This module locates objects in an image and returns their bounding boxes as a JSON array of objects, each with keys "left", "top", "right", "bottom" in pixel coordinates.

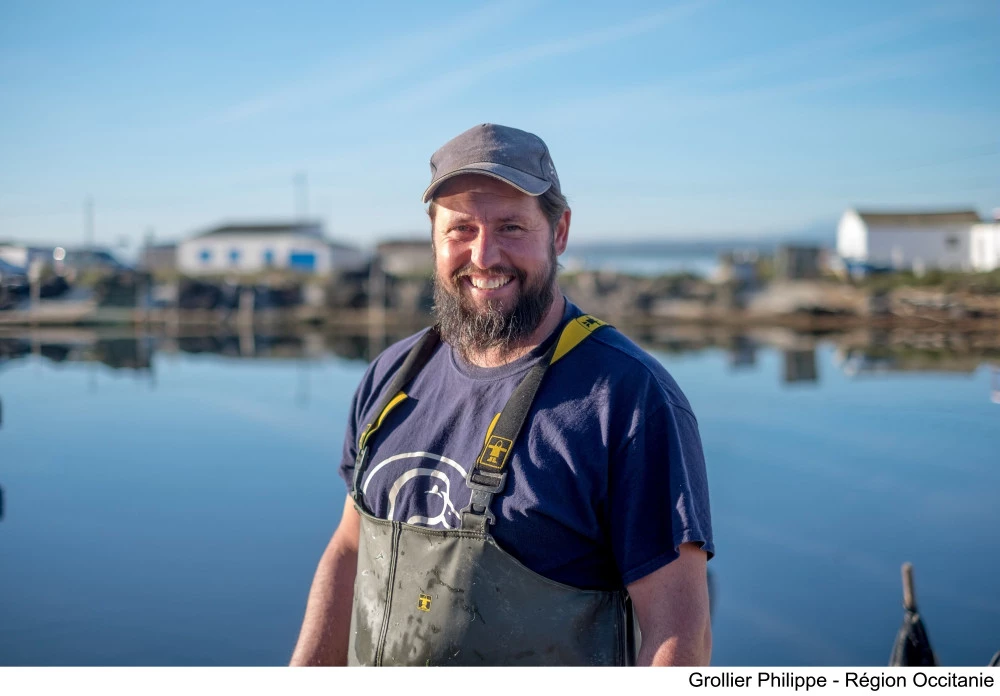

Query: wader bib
[{"left": 347, "top": 315, "right": 637, "bottom": 666}]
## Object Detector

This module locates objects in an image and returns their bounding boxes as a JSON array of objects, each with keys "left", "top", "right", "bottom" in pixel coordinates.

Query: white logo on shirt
[{"left": 362, "top": 452, "right": 469, "bottom": 530}]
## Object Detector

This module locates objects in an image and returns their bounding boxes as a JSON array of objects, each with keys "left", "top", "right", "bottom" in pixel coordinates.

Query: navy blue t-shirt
[{"left": 339, "top": 300, "right": 713, "bottom": 590}]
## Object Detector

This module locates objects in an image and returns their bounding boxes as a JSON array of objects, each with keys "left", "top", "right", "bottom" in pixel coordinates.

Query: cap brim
[{"left": 421, "top": 162, "right": 551, "bottom": 203}]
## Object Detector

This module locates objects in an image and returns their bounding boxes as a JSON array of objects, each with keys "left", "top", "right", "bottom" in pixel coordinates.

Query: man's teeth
[{"left": 470, "top": 276, "right": 511, "bottom": 290}]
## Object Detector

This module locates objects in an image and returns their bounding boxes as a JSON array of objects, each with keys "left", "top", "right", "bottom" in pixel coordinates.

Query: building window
[
  {"left": 263, "top": 249, "right": 275, "bottom": 267},
  {"left": 199, "top": 249, "right": 212, "bottom": 263},
  {"left": 946, "top": 236, "right": 959, "bottom": 249},
  {"left": 288, "top": 251, "right": 316, "bottom": 271},
  {"left": 229, "top": 249, "right": 241, "bottom": 265}
]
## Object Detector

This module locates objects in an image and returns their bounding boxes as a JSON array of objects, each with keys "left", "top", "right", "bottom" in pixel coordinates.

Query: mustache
[{"left": 451, "top": 264, "right": 525, "bottom": 284}]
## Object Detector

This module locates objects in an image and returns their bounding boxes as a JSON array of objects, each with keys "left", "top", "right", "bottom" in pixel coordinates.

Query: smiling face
[{"left": 429, "top": 174, "right": 570, "bottom": 365}]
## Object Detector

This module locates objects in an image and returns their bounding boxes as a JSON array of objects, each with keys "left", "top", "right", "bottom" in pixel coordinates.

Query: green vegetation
[
  {"left": 858, "top": 269, "right": 1000, "bottom": 295},
  {"left": 147, "top": 268, "right": 335, "bottom": 285}
]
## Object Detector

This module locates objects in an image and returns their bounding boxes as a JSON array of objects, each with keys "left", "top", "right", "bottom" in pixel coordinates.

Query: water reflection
[
  {"left": 0, "top": 334, "right": 152, "bottom": 371},
  {"left": 728, "top": 335, "right": 757, "bottom": 370},
  {"left": 2, "top": 326, "right": 999, "bottom": 397},
  {"left": 783, "top": 350, "right": 818, "bottom": 384},
  {"left": 0, "top": 329, "right": 409, "bottom": 370},
  {"left": 1, "top": 325, "right": 997, "bottom": 666},
  {"left": 0, "top": 395, "right": 4, "bottom": 522}
]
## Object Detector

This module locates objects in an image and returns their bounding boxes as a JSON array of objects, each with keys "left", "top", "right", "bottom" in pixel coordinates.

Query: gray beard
[{"left": 432, "top": 264, "right": 556, "bottom": 362}]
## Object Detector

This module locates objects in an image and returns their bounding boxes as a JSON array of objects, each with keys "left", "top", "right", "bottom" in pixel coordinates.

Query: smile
[{"left": 468, "top": 276, "right": 513, "bottom": 290}]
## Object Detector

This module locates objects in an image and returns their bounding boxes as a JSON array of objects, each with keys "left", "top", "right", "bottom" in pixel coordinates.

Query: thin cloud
[
  {"left": 374, "top": 0, "right": 716, "bottom": 113},
  {"left": 682, "top": 1, "right": 993, "bottom": 88},
  {"left": 211, "top": 0, "right": 539, "bottom": 125},
  {"left": 716, "top": 38, "right": 1000, "bottom": 102},
  {"left": 530, "top": 9, "right": 999, "bottom": 126}
]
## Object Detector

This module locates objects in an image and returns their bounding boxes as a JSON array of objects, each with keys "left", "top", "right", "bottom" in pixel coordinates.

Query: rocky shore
[{"left": 1, "top": 268, "right": 999, "bottom": 331}]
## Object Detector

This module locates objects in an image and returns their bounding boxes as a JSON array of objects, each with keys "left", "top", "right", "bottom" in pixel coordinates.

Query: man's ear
[
  {"left": 554, "top": 208, "right": 571, "bottom": 256},
  {"left": 428, "top": 203, "right": 437, "bottom": 248}
]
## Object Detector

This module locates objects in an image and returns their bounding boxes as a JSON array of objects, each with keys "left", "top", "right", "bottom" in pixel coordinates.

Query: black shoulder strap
[
  {"left": 461, "top": 315, "right": 609, "bottom": 531},
  {"left": 351, "top": 326, "right": 441, "bottom": 502}
]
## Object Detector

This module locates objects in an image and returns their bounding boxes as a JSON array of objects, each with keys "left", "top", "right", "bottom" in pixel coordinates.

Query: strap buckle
[
  {"left": 461, "top": 469, "right": 506, "bottom": 525},
  {"left": 351, "top": 445, "right": 370, "bottom": 503}
]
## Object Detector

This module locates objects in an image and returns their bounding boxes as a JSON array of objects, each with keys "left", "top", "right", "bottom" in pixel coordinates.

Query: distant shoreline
[{"left": 1, "top": 304, "right": 997, "bottom": 334}]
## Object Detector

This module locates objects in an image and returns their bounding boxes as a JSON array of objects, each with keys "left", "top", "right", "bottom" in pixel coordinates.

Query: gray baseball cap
[{"left": 422, "top": 123, "right": 561, "bottom": 203}]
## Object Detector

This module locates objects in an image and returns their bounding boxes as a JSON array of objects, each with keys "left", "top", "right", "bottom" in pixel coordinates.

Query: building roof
[
  {"left": 193, "top": 221, "right": 324, "bottom": 239},
  {"left": 855, "top": 209, "right": 982, "bottom": 227}
]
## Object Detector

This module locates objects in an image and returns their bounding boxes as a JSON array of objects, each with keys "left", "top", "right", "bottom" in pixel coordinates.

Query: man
[{"left": 291, "top": 124, "right": 713, "bottom": 666}]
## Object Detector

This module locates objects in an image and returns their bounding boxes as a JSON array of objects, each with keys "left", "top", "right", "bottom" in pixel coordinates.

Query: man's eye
[{"left": 502, "top": 224, "right": 523, "bottom": 232}]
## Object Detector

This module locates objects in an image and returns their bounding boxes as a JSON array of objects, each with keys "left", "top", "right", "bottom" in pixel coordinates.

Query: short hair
[{"left": 428, "top": 186, "right": 569, "bottom": 234}]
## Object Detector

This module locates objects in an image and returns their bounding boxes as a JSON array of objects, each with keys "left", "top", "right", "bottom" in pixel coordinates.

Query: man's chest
[{"left": 356, "top": 379, "right": 608, "bottom": 535}]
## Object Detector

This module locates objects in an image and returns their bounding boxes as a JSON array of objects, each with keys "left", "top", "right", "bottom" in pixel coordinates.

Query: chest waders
[{"left": 347, "top": 315, "right": 637, "bottom": 666}]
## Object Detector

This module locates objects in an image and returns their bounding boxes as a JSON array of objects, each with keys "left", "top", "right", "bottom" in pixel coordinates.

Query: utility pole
[
  {"left": 84, "top": 196, "right": 94, "bottom": 250},
  {"left": 294, "top": 172, "right": 309, "bottom": 220}
]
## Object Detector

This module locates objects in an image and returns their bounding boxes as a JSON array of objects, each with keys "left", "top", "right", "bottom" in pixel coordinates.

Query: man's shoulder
[
  {"left": 371, "top": 327, "right": 435, "bottom": 367},
  {"left": 569, "top": 315, "right": 695, "bottom": 417},
  {"left": 357, "top": 327, "right": 441, "bottom": 397}
]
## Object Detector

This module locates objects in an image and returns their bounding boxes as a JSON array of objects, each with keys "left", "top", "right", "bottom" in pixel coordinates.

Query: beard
[{"left": 432, "top": 246, "right": 557, "bottom": 361}]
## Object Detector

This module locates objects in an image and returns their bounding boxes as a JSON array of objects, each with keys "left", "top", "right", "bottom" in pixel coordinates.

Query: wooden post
[
  {"left": 238, "top": 286, "right": 255, "bottom": 326},
  {"left": 237, "top": 286, "right": 255, "bottom": 357},
  {"left": 901, "top": 562, "right": 916, "bottom": 611},
  {"left": 28, "top": 259, "right": 43, "bottom": 326}
]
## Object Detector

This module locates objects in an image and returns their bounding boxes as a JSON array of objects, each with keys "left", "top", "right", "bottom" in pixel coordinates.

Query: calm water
[
  {"left": 561, "top": 250, "right": 718, "bottom": 278},
  {"left": 0, "top": 329, "right": 998, "bottom": 666}
]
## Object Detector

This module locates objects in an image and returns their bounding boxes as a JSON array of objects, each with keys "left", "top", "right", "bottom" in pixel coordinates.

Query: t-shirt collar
[{"left": 449, "top": 295, "right": 582, "bottom": 380}]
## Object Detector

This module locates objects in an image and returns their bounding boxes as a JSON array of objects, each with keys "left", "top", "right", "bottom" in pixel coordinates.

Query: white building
[
  {"left": 971, "top": 223, "right": 1000, "bottom": 272},
  {"left": 177, "top": 222, "right": 366, "bottom": 276},
  {"left": 0, "top": 244, "right": 54, "bottom": 270},
  {"left": 836, "top": 209, "right": 982, "bottom": 271}
]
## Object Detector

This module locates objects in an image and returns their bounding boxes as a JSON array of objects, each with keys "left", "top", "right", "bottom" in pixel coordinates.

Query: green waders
[{"left": 347, "top": 316, "right": 637, "bottom": 666}]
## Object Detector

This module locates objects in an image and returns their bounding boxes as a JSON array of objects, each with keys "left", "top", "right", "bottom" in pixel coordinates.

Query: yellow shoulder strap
[
  {"left": 550, "top": 314, "right": 608, "bottom": 365},
  {"left": 358, "top": 391, "right": 408, "bottom": 450}
]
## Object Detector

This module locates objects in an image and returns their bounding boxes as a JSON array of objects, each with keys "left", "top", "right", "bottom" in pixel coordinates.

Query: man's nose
[{"left": 469, "top": 229, "right": 501, "bottom": 269}]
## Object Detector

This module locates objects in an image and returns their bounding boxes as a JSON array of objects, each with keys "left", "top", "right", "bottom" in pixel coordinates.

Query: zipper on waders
[{"left": 374, "top": 521, "right": 403, "bottom": 666}]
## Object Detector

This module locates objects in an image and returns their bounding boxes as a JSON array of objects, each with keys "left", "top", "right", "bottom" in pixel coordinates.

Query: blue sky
[{"left": 1, "top": 0, "right": 997, "bottom": 251}]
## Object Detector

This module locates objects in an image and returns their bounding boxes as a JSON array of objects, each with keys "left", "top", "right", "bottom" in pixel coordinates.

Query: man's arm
[
  {"left": 290, "top": 496, "right": 361, "bottom": 666},
  {"left": 627, "top": 542, "right": 712, "bottom": 666}
]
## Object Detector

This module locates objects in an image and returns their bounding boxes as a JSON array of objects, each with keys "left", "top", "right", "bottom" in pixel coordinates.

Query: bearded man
[{"left": 291, "top": 124, "right": 713, "bottom": 666}]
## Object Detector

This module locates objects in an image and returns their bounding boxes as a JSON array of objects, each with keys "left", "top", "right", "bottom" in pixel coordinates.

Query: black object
[{"left": 889, "top": 562, "right": 938, "bottom": 666}]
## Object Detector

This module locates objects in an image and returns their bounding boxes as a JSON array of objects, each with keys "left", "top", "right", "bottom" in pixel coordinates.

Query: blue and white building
[{"left": 177, "top": 221, "right": 366, "bottom": 276}]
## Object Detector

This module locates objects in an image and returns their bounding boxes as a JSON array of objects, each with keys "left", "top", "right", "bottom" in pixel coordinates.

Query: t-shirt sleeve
[
  {"left": 609, "top": 400, "right": 714, "bottom": 587},
  {"left": 337, "top": 361, "right": 380, "bottom": 492},
  {"left": 337, "top": 389, "right": 362, "bottom": 492}
]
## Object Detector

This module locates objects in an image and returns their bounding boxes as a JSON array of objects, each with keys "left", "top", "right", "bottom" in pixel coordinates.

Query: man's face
[{"left": 430, "top": 175, "right": 569, "bottom": 358}]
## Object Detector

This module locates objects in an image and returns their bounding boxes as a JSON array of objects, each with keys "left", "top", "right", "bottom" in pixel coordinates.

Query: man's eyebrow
[{"left": 439, "top": 212, "right": 474, "bottom": 224}]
